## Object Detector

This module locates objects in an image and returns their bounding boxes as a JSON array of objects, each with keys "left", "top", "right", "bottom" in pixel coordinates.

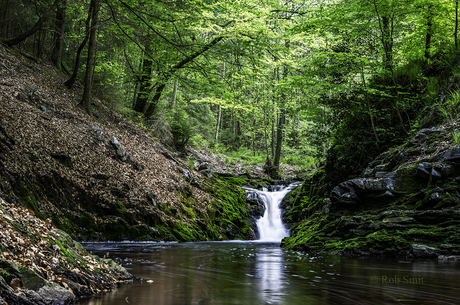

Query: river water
[
  {"left": 76, "top": 184, "right": 460, "bottom": 304},
  {"left": 76, "top": 241, "right": 460, "bottom": 305}
]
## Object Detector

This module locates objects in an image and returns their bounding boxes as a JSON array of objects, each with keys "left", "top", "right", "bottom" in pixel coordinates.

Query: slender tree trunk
[
  {"left": 215, "top": 105, "right": 221, "bottom": 142},
  {"left": 273, "top": 108, "right": 286, "bottom": 168},
  {"left": 133, "top": 36, "right": 153, "bottom": 112},
  {"left": 81, "top": 0, "right": 100, "bottom": 113},
  {"left": 362, "top": 69, "right": 380, "bottom": 143},
  {"left": 456, "top": 0, "right": 459, "bottom": 50},
  {"left": 1, "top": 0, "right": 60, "bottom": 46},
  {"left": 64, "top": 3, "right": 93, "bottom": 89},
  {"left": 425, "top": 5, "right": 433, "bottom": 61},
  {"left": 51, "top": 0, "right": 66, "bottom": 71},
  {"left": 171, "top": 79, "right": 178, "bottom": 109}
]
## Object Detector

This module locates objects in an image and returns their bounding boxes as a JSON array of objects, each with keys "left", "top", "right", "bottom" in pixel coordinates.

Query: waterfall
[{"left": 244, "top": 183, "right": 300, "bottom": 242}]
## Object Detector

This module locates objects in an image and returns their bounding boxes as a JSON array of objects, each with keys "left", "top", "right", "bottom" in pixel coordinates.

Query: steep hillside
[{"left": 0, "top": 44, "right": 255, "bottom": 242}]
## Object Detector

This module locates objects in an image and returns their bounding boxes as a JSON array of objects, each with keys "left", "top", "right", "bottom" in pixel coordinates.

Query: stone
[
  {"left": 0, "top": 275, "right": 13, "bottom": 293},
  {"left": 147, "top": 193, "right": 158, "bottom": 207},
  {"left": 433, "top": 163, "right": 453, "bottom": 177},
  {"left": 416, "top": 162, "right": 432, "bottom": 179},
  {"left": 442, "top": 145, "right": 460, "bottom": 161},
  {"left": 110, "top": 137, "right": 129, "bottom": 162},
  {"left": 91, "top": 125, "right": 104, "bottom": 137},
  {"left": 37, "top": 283, "right": 75, "bottom": 305},
  {"left": 411, "top": 244, "right": 437, "bottom": 258},
  {"left": 382, "top": 216, "right": 416, "bottom": 224},
  {"left": 10, "top": 278, "right": 21, "bottom": 290},
  {"left": 20, "top": 267, "right": 47, "bottom": 291}
]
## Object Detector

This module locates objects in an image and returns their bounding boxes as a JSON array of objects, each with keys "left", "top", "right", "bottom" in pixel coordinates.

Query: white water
[{"left": 244, "top": 183, "right": 300, "bottom": 242}]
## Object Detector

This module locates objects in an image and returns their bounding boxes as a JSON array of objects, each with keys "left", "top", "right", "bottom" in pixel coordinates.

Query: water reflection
[
  {"left": 77, "top": 242, "right": 460, "bottom": 305},
  {"left": 255, "top": 247, "right": 285, "bottom": 304}
]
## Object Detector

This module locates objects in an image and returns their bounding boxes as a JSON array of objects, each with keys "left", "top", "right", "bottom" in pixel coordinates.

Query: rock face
[{"left": 282, "top": 123, "right": 460, "bottom": 257}]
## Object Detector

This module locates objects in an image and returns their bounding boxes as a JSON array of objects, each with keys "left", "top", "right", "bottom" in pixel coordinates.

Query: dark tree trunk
[
  {"left": 64, "top": 2, "right": 93, "bottom": 89},
  {"left": 1, "top": 0, "right": 60, "bottom": 46},
  {"left": 81, "top": 0, "right": 100, "bottom": 113},
  {"left": 51, "top": 0, "right": 67, "bottom": 71},
  {"left": 133, "top": 37, "right": 153, "bottom": 113}
]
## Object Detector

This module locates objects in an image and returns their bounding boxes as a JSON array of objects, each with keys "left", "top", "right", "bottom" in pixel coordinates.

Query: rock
[
  {"left": 246, "top": 192, "right": 265, "bottom": 218},
  {"left": 381, "top": 216, "right": 416, "bottom": 224},
  {"left": 433, "top": 163, "right": 453, "bottom": 177},
  {"left": 110, "top": 137, "right": 131, "bottom": 162},
  {"left": 178, "top": 168, "right": 192, "bottom": 180},
  {"left": 91, "top": 126, "right": 104, "bottom": 137},
  {"left": 20, "top": 267, "right": 47, "bottom": 291},
  {"left": 441, "top": 145, "right": 460, "bottom": 161},
  {"left": 0, "top": 275, "right": 13, "bottom": 293},
  {"left": 197, "top": 161, "right": 213, "bottom": 178},
  {"left": 411, "top": 244, "right": 437, "bottom": 258},
  {"left": 416, "top": 162, "right": 432, "bottom": 179},
  {"left": 147, "top": 193, "right": 158, "bottom": 207},
  {"left": 37, "top": 283, "right": 74, "bottom": 305}
]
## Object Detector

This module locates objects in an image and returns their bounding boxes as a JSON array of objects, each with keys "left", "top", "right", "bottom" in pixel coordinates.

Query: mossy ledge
[{"left": 281, "top": 123, "right": 460, "bottom": 258}]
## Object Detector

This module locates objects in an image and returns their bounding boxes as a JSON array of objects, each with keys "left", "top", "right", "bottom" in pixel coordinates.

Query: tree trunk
[
  {"left": 273, "top": 108, "right": 286, "bottom": 168},
  {"left": 81, "top": 0, "right": 100, "bottom": 113},
  {"left": 171, "top": 79, "right": 178, "bottom": 109},
  {"left": 215, "top": 104, "right": 221, "bottom": 142},
  {"left": 455, "top": 0, "right": 458, "bottom": 50},
  {"left": 1, "top": 0, "right": 60, "bottom": 46},
  {"left": 133, "top": 37, "right": 153, "bottom": 113},
  {"left": 51, "top": 0, "right": 66, "bottom": 71},
  {"left": 143, "top": 35, "right": 224, "bottom": 119},
  {"left": 64, "top": 2, "right": 93, "bottom": 89}
]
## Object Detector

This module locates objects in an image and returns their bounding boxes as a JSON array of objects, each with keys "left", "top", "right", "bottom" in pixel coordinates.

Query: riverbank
[
  {"left": 281, "top": 120, "right": 460, "bottom": 258},
  {"left": 0, "top": 197, "right": 132, "bottom": 304}
]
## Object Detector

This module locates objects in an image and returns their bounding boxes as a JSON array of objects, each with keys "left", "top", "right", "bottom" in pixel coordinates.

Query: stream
[{"left": 76, "top": 185, "right": 460, "bottom": 305}]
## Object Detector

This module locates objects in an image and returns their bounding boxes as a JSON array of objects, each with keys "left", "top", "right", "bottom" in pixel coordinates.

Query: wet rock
[
  {"left": 246, "top": 192, "right": 265, "bottom": 218},
  {"left": 411, "top": 244, "right": 437, "bottom": 258}
]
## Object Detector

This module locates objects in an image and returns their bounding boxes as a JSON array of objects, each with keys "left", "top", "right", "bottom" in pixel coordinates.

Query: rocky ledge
[
  {"left": 281, "top": 120, "right": 460, "bottom": 258},
  {"left": 0, "top": 197, "right": 132, "bottom": 305}
]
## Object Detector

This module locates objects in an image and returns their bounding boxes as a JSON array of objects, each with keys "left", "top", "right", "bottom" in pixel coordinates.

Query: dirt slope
[{"left": 0, "top": 44, "right": 252, "bottom": 241}]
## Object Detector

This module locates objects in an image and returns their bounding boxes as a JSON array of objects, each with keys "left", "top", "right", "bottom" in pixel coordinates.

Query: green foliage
[
  {"left": 170, "top": 110, "right": 192, "bottom": 149},
  {"left": 453, "top": 130, "right": 460, "bottom": 145}
]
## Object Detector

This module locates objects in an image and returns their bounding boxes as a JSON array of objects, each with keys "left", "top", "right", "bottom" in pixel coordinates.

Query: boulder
[{"left": 411, "top": 244, "right": 437, "bottom": 258}]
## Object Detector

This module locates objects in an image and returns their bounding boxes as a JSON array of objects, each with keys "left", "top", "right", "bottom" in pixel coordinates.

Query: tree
[{"left": 81, "top": 0, "right": 101, "bottom": 113}]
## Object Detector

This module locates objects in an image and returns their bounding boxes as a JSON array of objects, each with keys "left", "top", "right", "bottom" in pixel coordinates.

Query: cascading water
[{"left": 244, "top": 183, "right": 300, "bottom": 242}]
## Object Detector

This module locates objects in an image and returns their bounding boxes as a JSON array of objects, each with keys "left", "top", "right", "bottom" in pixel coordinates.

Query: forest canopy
[{"left": 1, "top": 0, "right": 459, "bottom": 179}]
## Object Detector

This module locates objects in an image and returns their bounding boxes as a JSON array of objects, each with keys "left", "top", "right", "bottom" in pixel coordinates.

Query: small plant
[
  {"left": 453, "top": 130, "right": 460, "bottom": 145},
  {"left": 188, "top": 158, "right": 195, "bottom": 169}
]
